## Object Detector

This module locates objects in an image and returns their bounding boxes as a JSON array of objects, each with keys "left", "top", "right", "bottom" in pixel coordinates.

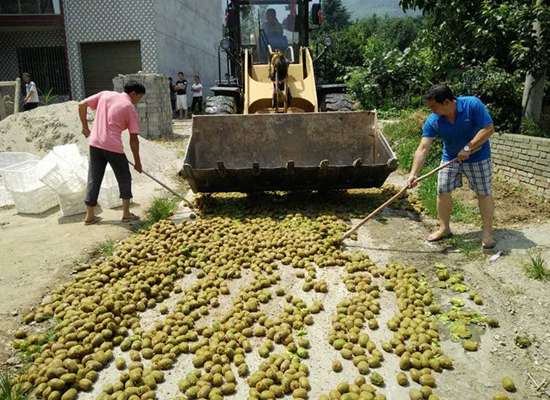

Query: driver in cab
[
  {"left": 264, "top": 8, "right": 284, "bottom": 37},
  {"left": 262, "top": 8, "right": 288, "bottom": 50}
]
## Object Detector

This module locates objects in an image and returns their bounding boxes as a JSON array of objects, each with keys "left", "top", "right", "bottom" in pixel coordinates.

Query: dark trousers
[
  {"left": 191, "top": 96, "right": 203, "bottom": 114},
  {"left": 23, "top": 102, "right": 39, "bottom": 111},
  {"left": 85, "top": 146, "right": 132, "bottom": 207}
]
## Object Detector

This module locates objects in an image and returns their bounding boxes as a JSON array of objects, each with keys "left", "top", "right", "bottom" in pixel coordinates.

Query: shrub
[
  {"left": 347, "top": 38, "right": 434, "bottom": 112},
  {"left": 449, "top": 60, "right": 523, "bottom": 132}
]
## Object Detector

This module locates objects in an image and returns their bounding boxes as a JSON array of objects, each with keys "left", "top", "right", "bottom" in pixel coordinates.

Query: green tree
[
  {"left": 322, "top": 0, "right": 351, "bottom": 30},
  {"left": 399, "top": 0, "right": 549, "bottom": 124}
]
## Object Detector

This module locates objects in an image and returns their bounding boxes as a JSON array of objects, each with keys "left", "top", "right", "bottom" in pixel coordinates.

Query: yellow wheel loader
[{"left": 181, "top": 0, "right": 397, "bottom": 193}]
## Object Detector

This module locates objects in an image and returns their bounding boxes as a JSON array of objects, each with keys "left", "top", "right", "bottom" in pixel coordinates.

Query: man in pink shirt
[{"left": 78, "top": 81, "right": 145, "bottom": 225}]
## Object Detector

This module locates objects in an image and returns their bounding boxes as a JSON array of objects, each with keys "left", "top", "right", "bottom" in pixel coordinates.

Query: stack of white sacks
[{"left": 0, "top": 144, "right": 121, "bottom": 216}]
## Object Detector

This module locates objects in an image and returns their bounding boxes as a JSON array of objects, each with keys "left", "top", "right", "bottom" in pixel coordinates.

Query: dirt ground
[
  {"left": 1, "top": 118, "right": 549, "bottom": 399},
  {"left": 352, "top": 210, "right": 550, "bottom": 399},
  {"left": 0, "top": 120, "right": 191, "bottom": 366},
  {"left": 454, "top": 176, "right": 550, "bottom": 225}
]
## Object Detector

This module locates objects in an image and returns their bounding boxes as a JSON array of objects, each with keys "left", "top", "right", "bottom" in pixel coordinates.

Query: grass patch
[
  {"left": 141, "top": 197, "right": 179, "bottom": 229},
  {"left": 12, "top": 321, "right": 59, "bottom": 366},
  {"left": 383, "top": 110, "right": 479, "bottom": 222},
  {"left": 0, "top": 371, "right": 30, "bottom": 400},
  {"left": 524, "top": 250, "right": 550, "bottom": 281},
  {"left": 447, "top": 234, "right": 483, "bottom": 258},
  {"left": 97, "top": 239, "right": 115, "bottom": 257}
]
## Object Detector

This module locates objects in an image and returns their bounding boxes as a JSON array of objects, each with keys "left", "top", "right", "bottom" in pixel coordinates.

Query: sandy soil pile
[{"left": 0, "top": 102, "right": 177, "bottom": 176}]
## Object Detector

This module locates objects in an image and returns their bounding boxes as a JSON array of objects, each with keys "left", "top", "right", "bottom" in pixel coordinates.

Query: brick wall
[
  {"left": 113, "top": 73, "right": 173, "bottom": 140},
  {"left": 492, "top": 133, "right": 550, "bottom": 198}
]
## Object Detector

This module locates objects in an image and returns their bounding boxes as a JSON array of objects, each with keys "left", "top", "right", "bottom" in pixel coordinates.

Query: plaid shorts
[{"left": 438, "top": 158, "right": 492, "bottom": 195}]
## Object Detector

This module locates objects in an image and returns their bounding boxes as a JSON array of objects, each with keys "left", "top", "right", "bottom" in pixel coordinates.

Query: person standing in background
[
  {"left": 175, "top": 72, "right": 188, "bottom": 119},
  {"left": 191, "top": 74, "right": 203, "bottom": 116},
  {"left": 168, "top": 77, "right": 177, "bottom": 117},
  {"left": 22, "top": 72, "right": 39, "bottom": 111}
]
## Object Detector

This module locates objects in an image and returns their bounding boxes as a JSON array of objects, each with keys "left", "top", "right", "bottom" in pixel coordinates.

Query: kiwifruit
[
  {"left": 462, "top": 340, "right": 478, "bottom": 352},
  {"left": 334, "top": 339, "right": 346, "bottom": 350},
  {"left": 292, "top": 388, "right": 308, "bottom": 398},
  {"left": 409, "top": 389, "right": 423, "bottom": 400},
  {"left": 341, "top": 349, "right": 353, "bottom": 360},
  {"left": 370, "top": 372, "right": 384, "bottom": 387},
  {"left": 501, "top": 377, "right": 516, "bottom": 392},
  {"left": 60, "top": 373, "right": 76, "bottom": 385},
  {"left": 332, "top": 360, "right": 343, "bottom": 372},
  {"left": 238, "top": 363, "right": 249, "bottom": 377},
  {"left": 60, "top": 388, "right": 77, "bottom": 400},
  {"left": 48, "top": 378, "right": 65, "bottom": 391},
  {"left": 297, "top": 337, "right": 310, "bottom": 349},
  {"left": 337, "top": 382, "right": 350, "bottom": 394},
  {"left": 78, "top": 378, "right": 93, "bottom": 391},
  {"left": 487, "top": 318, "right": 500, "bottom": 328},
  {"left": 420, "top": 386, "right": 432, "bottom": 398},
  {"left": 410, "top": 369, "right": 421, "bottom": 383},
  {"left": 399, "top": 354, "right": 411, "bottom": 370},
  {"left": 420, "top": 374, "right": 436, "bottom": 387},
  {"left": 396, "top": 372, "right": 408, "bottom": 386},
  {"left": 357, "top": 361, "right": 369, "bottom": 375}
]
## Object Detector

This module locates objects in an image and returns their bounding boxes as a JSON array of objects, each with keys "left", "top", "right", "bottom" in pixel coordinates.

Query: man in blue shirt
[{"left": 407, "top": 84, "right": 496, "bottom": 249}]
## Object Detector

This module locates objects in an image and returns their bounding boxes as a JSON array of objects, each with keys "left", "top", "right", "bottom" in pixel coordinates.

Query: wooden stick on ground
[{"left": 341, "top": 158, "right": 458, "bottom": 241}]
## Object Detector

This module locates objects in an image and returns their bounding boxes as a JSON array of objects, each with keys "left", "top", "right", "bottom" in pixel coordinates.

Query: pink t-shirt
[{"left": 82, "top": 91, "right": 140, "bottom": 154}]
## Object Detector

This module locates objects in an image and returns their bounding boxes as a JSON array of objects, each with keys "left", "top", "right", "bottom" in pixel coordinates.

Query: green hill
[{"left": 343, "top": 0, "right": 418, "bottom": 19}]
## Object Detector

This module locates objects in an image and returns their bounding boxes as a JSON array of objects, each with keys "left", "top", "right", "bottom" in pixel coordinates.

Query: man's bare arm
[
  {"left": 470, "top": 124, "right": 495, "bottom": 148},
  {"left": 78, "top": 102, "right": 90, "bottom": 137},
  {"left": 408, "top": 137, "right": 434, "bottom": 187},
  {"left": 458, "top": 124, "right": 494, "bottom": 161},
  {"left": 129, "top": 134, "right": 142, "bottom": 173}
]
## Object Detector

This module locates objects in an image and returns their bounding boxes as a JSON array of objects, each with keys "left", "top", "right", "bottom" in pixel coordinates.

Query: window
[
  {"left": 17, "top": 47, "right": 70, "bottom": 96},
  {"left": 240, "top": 1, "right": 302, "bottom": 63},
  {"left": 0, "top": 0, "right": 61, "bottom": 14}
]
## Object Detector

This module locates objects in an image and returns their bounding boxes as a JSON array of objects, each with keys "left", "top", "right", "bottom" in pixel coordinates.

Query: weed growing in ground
[
  {"left": 447, "top": 234, "right": 483, "bottom": 258},
  {"left": 0, "top": 371, "right": 30, "bottom": 400},
  {"left": 13, "top": 321, "right": 58, "bottom": 365},
  {"left": 97, "top": 239, "right": 115, "bottom": 257},
  {"left": 524, "top": 250, "right": 550, "bottom": 281},
  {"left": 141, "top": 197, "right": 178, "bottom": 229}
]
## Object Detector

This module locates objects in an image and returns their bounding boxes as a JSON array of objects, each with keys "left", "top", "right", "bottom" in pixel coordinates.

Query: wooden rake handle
[
  {"left": 341, "top": 158, "right": 458, "bottom": 240},
  {"left": 128, "top": 160, "right": 197, "bottom": 211}
]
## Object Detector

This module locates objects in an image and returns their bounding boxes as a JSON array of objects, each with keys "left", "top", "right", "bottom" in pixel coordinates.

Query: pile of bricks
[
  {"left": 492, "top": 133, "right": 550, "bottom": 197},
  {"left": 113, "top": 73, "right": 173, "bottom": 139}
]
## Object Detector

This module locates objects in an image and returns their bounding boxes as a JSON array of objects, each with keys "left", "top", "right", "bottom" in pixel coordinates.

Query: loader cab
[
  {"left": 225, "top": 0, "right": 319, "bottom": 68},
  {"left": 212, "top": 0, "right": 326, "bottom": 108},
  {"left": 240, "top": 2, "right": 304, "bottom": 63}
]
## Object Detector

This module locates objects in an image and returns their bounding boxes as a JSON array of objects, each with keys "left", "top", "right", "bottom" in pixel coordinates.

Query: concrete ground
[{"left": 0, "top": 118, "right": 549, "bottom": 399}]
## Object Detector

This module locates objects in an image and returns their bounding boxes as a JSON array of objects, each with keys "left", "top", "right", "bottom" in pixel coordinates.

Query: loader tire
[
  {"left": 204, "top": 95, "right": 237, "bottom": 115},
  {"left": 322, "top": 93, "right": 354, "bottom": 112}
]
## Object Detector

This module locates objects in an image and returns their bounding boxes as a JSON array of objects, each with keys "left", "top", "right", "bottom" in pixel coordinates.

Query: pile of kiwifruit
[{"left": 8, "top": 192, "right": 495, "bottom": 399}]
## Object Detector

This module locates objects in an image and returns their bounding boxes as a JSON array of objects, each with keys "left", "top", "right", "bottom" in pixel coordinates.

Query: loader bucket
[{"left": 181, "top": 111, "right": 398, "bottom": 193}]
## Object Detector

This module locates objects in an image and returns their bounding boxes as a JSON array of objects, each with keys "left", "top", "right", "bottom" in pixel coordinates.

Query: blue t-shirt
[{"left": 422, "top": 96, "right": 493, "bottom": 163}]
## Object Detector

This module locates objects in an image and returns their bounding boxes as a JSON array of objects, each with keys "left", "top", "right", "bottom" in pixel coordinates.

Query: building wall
[
  {"left": 492, "top": 133, "right": 550, "bottom": 198},
  {"left": 154, "top": 0, "right": 223, "bottom": 99},
  {"left": 63, "top": 0, "right": 158, "bottom": 99},
  {"left": 0, "top": 30, "right": 65, "bottom": 81}
]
